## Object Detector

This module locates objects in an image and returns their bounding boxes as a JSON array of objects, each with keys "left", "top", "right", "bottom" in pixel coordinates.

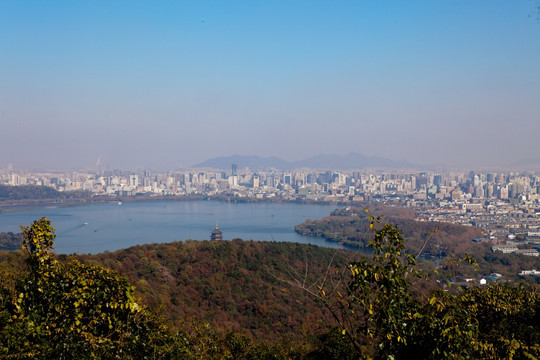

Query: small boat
[{"left": 118, "top": 202, "right": 122, "bottom": 205}]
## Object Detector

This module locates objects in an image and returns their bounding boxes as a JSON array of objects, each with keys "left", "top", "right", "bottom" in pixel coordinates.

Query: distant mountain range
[
  {"left": 511, "top": 158, "right": 540, "bottom": 169},
  {"left": 192, "top": 153, "right": 419, "bottom": 170}
]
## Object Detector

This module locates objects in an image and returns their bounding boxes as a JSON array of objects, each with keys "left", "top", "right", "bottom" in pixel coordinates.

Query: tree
[
  {"left": 286, "top": 212, "right": 422, "bottom": 358},
  {"left": 0, "top": 217, "right": 184, "bottom": 359},
  {"left": 408, "top": 283, "right": 540, "bottom": 359},
  {"left": 288, "top": 211, "right": 540, "bottom": 359},
  {"left": 0, "top": 217, "right": 306, "bottom": 359}
]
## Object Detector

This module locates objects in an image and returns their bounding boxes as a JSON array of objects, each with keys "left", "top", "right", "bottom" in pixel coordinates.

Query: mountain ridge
[{"left": 192, "top": 153, "right": 419, "bottom": 170}]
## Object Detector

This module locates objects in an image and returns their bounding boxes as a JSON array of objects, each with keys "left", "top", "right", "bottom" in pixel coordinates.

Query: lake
[{"left": 0, "top": 200, "right": 339, "bottom": 254}]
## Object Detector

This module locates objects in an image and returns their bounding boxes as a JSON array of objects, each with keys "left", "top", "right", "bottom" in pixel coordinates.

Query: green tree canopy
[
  {"left": 0, "top": 217, "right": 182, "bottom": 359},
  {"left": 291, "top": 212, "right": 540, "bottom": 359}
]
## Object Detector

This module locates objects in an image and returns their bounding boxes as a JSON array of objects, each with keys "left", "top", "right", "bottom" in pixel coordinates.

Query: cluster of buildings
[
  {"left": 2, "top": 165, "right": 540, "bottom": 276},
  {"left": 2, "top": 166, "right": 540, "bottom": 240}
]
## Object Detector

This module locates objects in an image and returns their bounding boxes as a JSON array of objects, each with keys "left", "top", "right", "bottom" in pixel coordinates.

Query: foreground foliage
[
  {"left": 0, "top": 218, "right": 339, "bottom": 359},
  {"left": 292, "top": 212, "right": 540, "bottom": 359},
  {"left": 0, "top": 217, "right": 182, "bottom": 359}
]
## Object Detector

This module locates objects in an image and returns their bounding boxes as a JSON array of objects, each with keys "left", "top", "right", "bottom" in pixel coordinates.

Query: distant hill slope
[
  {"left": 0, "top": 184, "right": 63, "bottom": 200},
  {"left": 192, "top": 155, "right": 291, "bottom": 170},
  {"left": 511, "top": 158, "right": 540, "bottom": 170},
  {"left": 0, "top": 184, "right": 89, "bottom": 201},
  {"left": 192, "top": 153, "right": 418, "bottom": 170},
  {"left": 295, "top": 205, "right": 484, "bottom": 255},
  {"left": 79, "top": 240, "right": 353, "bottom": 342},
  {"left": 295, "top": 153, "right": 417, "bottom": 170}
]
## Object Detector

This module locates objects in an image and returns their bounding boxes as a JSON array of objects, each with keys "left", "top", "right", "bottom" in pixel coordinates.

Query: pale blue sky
[{"left": 1, "top": 1, "right": 539, "bottom": 170}]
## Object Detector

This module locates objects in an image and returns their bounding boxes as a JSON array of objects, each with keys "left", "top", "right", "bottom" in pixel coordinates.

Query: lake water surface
[{"left": 0, "top": 201, "right": 339, "bottom": 254}]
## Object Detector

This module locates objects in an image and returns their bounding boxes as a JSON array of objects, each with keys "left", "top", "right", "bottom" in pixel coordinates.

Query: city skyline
[{"left": 1, "top": 1, "right": 539, "bottom": 170}]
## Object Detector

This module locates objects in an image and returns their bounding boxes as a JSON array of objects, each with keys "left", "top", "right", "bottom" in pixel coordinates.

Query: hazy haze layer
[{"left": 1, "top": 1, "right": 539, "bottom": 170}]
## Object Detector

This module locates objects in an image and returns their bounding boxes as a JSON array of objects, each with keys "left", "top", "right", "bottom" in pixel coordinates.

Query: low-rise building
[{"left": 491, "top": 245, "right": 518, "bottom": 253}]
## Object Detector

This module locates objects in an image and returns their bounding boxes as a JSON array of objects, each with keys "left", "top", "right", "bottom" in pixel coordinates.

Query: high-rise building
[
  {"left": 499, "top": 187, "right": 509, "bottom": 200},
  {"left": 10, "top": 173, "right": 18, "bottom": 185},
  {"left": 486, "top": 184, "right": 494, "bottom": 198},
  {"left": 267, "top": 172, "right": 275, "bottom": 187},
  {"left": 231, "top": 164, "right": 238, "bottom": 187},
  {"left": 284, "top": 174, "right": 292, "bottom": 185},
  {"left": 253, "top": 174, "right": 260, "bottom": 188},
  {"left": 129, "top": 175, "right": 139, "bottom": 188}
]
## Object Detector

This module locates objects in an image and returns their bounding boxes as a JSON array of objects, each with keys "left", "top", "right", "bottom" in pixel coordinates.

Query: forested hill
[
  {"left": 79, "top": 240, "right": 353, "bottom": 342},
  {"left": 295, "top": 206, "right": 484, "bottom": 256},
  {"left": 0, "top": 184, "right": 89, "bottom": 202},
  {"left": 2, "top": 219, "right": 539, "bottom": 358}
]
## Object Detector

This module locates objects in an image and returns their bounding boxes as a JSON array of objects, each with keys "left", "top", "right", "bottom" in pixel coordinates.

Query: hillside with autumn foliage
[
  {"left": 1, "top": 217, "right": 539, "bottom": 359},
  {"left": 295, "top": 205, "right": 484, "bottom": 256},
  {"left": 78, "top": 239, "right": 353, "bottom": 343}
]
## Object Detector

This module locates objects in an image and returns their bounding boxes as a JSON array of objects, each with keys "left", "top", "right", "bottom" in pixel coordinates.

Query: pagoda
[{"left": 210, "top": 223, "right": 223, "bottom": 240}]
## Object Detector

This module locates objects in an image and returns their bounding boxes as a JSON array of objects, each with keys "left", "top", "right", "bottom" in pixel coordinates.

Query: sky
[{"left": 1, "top": 1, "right": 539, "bottom": 170}]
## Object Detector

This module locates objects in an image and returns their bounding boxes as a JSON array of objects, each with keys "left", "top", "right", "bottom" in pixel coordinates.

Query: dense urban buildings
[{"left": 2, "top": 166, "right": 540, "bottom": 254}]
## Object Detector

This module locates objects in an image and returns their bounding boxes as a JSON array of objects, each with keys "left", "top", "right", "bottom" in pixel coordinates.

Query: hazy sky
[{"left": 1, "top": 1, "right": 539, "bottom": 170}]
